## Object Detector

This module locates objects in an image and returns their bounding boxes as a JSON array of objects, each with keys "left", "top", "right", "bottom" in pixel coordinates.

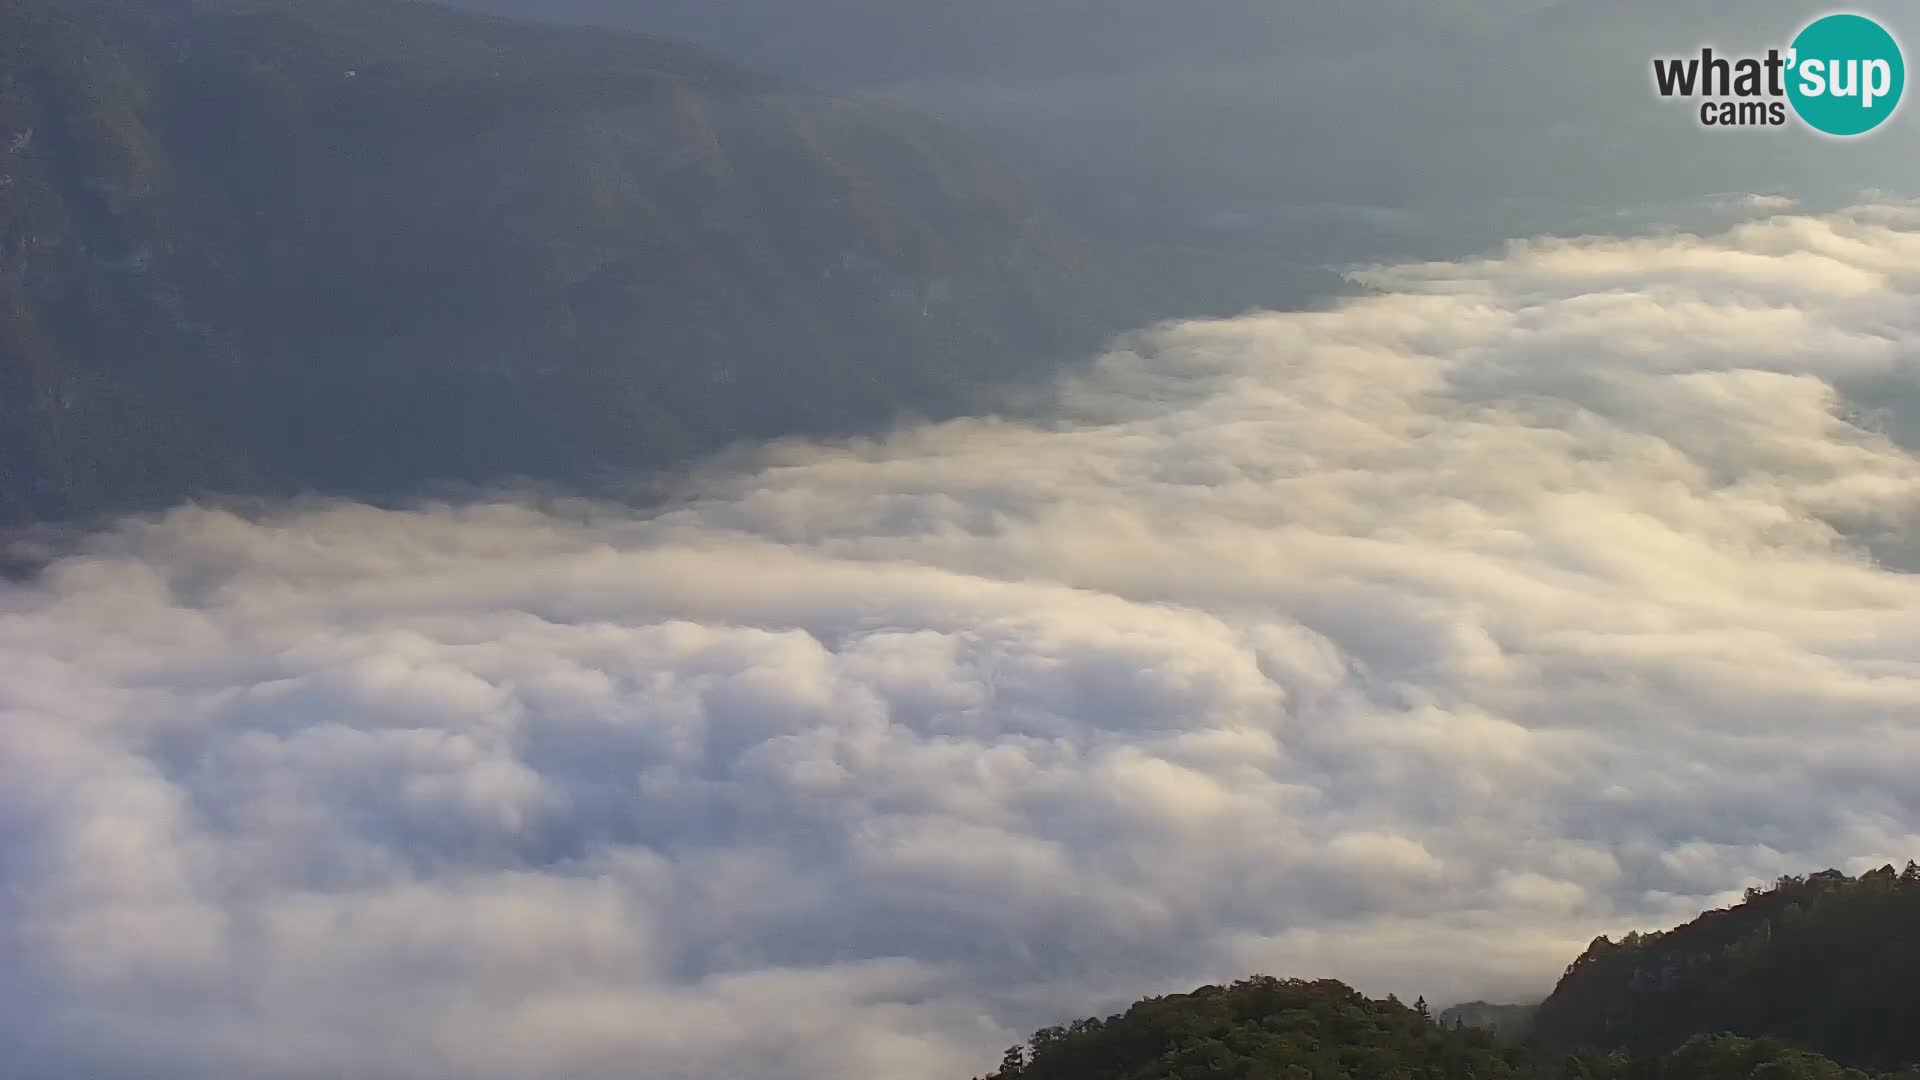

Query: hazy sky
[{"left": 7, "top": 199, "right": 1920, "bottom": 1079}]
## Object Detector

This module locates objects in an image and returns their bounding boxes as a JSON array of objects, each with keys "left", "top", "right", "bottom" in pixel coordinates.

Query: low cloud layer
[{"left": 7, "top": 202, "right": 1920, "bottom": 1079}]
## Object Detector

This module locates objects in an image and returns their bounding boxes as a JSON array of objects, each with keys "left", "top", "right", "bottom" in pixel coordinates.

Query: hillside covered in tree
[
  {"left": 981, "top": 977, "right": 1525, "bottom": 1080},
  {"left": 976, "top": 867, "right": 1920, "bottom": 1080},
  {"left": 1532, "top": 865, "right": 1920, "bottom": 1071},
  {"left": 976, "top": 976, "right": 1920, "bottom": 1080},
  {"left": 0, "top": 0, "right": 1345, "bottom": 525}
]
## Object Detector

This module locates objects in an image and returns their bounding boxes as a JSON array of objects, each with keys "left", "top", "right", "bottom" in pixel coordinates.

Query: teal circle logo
[{"left": 1787, "top": 13, "right": 1905, "bottom": 136}]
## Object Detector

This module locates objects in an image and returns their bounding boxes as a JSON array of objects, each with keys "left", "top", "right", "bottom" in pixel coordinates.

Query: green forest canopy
[{"left": 977, "top": 865, "right": 1920, "bottom": 1080}]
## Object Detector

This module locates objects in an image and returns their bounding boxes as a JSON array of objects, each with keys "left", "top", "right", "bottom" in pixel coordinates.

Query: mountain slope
[
  {"left": 1437, "top": 1001, "right": 1536, "bottom": 1043},
  {"left": 973, "top": 975, "right": 1904, "bottom": 1080},
  {"left": 1532, "top": 865, "right": 1920, "bottom": 1071},
  {"left": 3, "top": 0, "right": 1305, "bottom": 524},
  {"left": 438, "top": 0, "right": 1920, "bottom": 262},
  {"left": 980, "top": 977, "right": 1529, "bottom": 1080},
  {"left": 970, "top": 866, "right": 1920, "bottom": 1079}
]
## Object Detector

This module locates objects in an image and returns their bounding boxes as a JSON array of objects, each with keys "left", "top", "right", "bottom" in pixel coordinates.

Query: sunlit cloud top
[{"left": 5, "top": 201, "right": 1920, "bottom": 1080}]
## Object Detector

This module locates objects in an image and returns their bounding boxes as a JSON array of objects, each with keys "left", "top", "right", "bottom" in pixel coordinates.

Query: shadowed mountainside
[
  {"left": 974, "top": 868, "right": 1920, "bottom": 1079},
  {"left": 1532, "top": 865, "right": 1920, "bottom": 1071},
  {"left": 0, "top": 0, "right": 1347, "bottom": 524}
]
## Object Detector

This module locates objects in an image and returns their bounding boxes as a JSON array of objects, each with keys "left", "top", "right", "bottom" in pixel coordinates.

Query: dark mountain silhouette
[
  {"left": 973, "top": 866, "right": 1920, "bottom": 1079},
  {"left": 1533, "top": 864, "right": 1920, "bottom": 1071},
  {"left": 1438, "top": 1000, "right": 1537, "bottom": 1043},
  {"left": 0, "top": 0, "right": 1344, "bottom": 524}
]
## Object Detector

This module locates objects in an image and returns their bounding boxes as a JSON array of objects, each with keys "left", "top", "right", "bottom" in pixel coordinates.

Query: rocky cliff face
[
  {"left": 1531, "top": 867, "right": 1920, "bottom": 1069},
  {"left": 3, "top": 0, "right": 1236, "bottom": 523}
]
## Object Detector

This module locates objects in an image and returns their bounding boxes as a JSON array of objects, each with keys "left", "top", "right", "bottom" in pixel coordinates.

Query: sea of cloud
[{"left": 5, "top": 201, "right": 1920, "bottom": 1079}]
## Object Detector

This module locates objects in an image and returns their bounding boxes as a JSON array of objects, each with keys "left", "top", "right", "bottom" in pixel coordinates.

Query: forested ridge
[
  {"left": 1534, "top": 863, "right": 1920, "bottom": 1070},
  {"left": 974, "top": 866, "right": 1920, "bottom": 1080}
]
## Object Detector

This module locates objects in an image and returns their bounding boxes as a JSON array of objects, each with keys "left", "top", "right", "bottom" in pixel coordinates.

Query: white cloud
[{"left": 5, "top": 202, "right": 1920, "bottom": 1078}]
